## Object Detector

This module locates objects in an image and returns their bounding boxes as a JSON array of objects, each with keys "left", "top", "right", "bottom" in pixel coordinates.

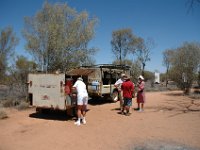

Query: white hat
[
  {"left": 138, "top": 75, "right": 144, "bottom": 80},
  {"left": 77, "top": 77, "right": 83, "bottom": 81},
  {"left": 121, "top": 73, "right": 126, "bottom": 78}
]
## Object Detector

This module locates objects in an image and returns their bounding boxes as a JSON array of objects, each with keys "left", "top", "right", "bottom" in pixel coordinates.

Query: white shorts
[{"left": 77, "top": 95, "right": 88, "bottom": 105}]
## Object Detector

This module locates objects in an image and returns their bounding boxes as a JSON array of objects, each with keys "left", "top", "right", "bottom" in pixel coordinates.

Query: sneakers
[
  {"left": 125, "top": 112, "right": 131, "bottom": 116},
  {"left": 74, "top": 119, "right": 86, "bottom": 126},
  {"left": 82, "top": 119, "right": 86, "bottom": 125},
  {"left": 134, "top": 108, "right": 140, "bottom": 111},
  {"left": 138, "top": 109, "right": 143, "bottom": 112},
  {"left": 74, "top": 121, "right": 81, "bottom": 126}
]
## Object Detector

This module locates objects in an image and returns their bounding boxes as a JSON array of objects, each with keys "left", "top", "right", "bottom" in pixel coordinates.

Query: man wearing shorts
[
  {"left": 73, "top": 77, "right": 88, "bottom": 126},
  {"left": 121, "top": 76, "right": 134, "bottom": 115},
  {"left": 114, "top": 73, "right": 126, "bottom": 112}
]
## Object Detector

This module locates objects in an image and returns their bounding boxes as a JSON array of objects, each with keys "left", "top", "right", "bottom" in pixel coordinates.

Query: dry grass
[{"left": 16, "top": 101, "right": 30, "bottom": 110}]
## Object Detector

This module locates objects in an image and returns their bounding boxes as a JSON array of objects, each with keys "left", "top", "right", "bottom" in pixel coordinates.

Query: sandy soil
[{"left": 0, "top": 91, "right": 200, "bottom": 150}]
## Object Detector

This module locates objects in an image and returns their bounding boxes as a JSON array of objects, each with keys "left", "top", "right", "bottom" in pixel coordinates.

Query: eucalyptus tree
[
  {"left": 0, "top": 27, "right": 18, "bottom": 81},
  {"left": 170, "top": 42, "right": 200, "bottom": 94},
  {"left": 135, "top": 38, "right": 154, "bottom": 76},
  {"left": 8, "top": 56, "right": 37, "bottom": 97},
  {"left": 163, "top": 49, "right": 174, "bottom": 87},
  {"left": 23, "top": 2, "right": 98, "bottom": 72},
  {"left": 111, "top": 28, "right": 136, "bottom": 65}
]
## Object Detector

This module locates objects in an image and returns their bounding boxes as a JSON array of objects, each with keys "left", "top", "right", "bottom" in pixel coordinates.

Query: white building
[{"left": 154, "top": 72, "right": 160, "bottom": 84}]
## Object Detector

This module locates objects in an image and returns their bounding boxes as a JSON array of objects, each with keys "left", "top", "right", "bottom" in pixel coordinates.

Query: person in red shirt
[{"left": 121, "top": 75, "right": 135, "bottom": 115}]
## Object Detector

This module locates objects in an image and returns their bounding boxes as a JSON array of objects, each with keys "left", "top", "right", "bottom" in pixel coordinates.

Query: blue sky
[{"left": 0, "top": 0, "right": 200, "bottom": 73}]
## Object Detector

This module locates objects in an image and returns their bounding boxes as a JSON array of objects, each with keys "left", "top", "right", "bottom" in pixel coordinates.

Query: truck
[
  {"left": 66, "top": 64, "right": 131, "bottom": 100},
  {"left": 27, "top": 64, "right": 131, "bottom": 112}
]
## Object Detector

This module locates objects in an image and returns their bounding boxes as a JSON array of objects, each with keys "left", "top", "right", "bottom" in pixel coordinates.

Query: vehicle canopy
[{"left": 66, "top": 64, "right": 131, "bottom": 98}]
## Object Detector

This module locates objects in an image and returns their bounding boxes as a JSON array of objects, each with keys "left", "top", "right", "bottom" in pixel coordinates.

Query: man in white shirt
[
  {"left": 73, "top": 77, "right": 88, "bottom": 126},
  {"left": 114, "top": 73, "right": 126, "bottom": 112}
]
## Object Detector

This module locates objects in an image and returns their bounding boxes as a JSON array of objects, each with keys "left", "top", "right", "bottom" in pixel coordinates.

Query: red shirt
[{"left": 121, "top": 80, "right": 134, "bottom": 98}]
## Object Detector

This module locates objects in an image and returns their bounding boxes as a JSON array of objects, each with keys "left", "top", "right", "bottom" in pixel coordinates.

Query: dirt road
[{"left": 0, "top": 91, "right": 200, "bottom": 150}]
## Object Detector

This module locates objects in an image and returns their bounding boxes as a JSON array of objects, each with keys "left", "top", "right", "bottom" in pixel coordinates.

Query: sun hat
[
  {"left": 77, "top": 77, "right": 83, "bottom": 81},
  {"left": 138, "top": 75, "right": 144, "bottom": 80}
]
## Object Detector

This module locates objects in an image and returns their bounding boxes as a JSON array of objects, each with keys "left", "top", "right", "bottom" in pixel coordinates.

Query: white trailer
[{"left": 28, "top": 73, "right": 76, "bottom": 111}]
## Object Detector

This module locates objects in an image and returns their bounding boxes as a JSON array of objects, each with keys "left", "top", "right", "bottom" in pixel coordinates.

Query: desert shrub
[
  {"left": 0, "top": 108, "right": 8, "bottom": 119},
  {"left": 1, "top": 99, "right": 14, "bottom": 107},
  {"left": 16, "top": 101, "right": 29, "bottom": 110}
]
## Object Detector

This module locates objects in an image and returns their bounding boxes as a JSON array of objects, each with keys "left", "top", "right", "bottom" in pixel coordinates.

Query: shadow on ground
[
  {"left": 29, "top": 109, "right": 77, "bottom": 121},
  {"left": 88, "top": 97, "right": 113, "bottom": 105}
]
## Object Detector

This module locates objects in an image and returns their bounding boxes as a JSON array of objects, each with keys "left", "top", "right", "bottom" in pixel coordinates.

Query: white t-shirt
[
  {"left": 73, "top": 80, "right": 88, "bottom": 97},
  {"left": 115, "top": 78, "right": 123, "bottom": 85},
  {"left": 114, "top": 78, "right": 124, "bottom": 90}
]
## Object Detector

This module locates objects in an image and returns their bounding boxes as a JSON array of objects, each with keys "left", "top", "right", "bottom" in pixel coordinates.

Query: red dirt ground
[{"left": 0, "top": 91, "right": 200, "bottom": 150}]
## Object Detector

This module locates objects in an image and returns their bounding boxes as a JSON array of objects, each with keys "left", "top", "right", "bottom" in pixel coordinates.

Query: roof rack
[{"left": 81, "top": 64, "right": 130, "bottom": 70}]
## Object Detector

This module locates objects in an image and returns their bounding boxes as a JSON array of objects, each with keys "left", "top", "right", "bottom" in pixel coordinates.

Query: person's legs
[
  {"left": 136, "top": 103, "right": 140, "bottom": 110},
  {"left": 74, "top": 96, "right": 83, "bottom": 126},
  {"left": 81, "top": 105, "right": 87, "bottom": 124},
  {"left": 125, "top": 106, "right": 129, "bottom": 113},
  {"left": 81, "top": 96, "right": 88, "bottom": 124},
  {"left": 74, "top": 105, "right": 82, "bottom": 125},
  {"left": 141, "top": 103, "right": 144, "bottom": 111},
  {"left": 125, "top": 98, "right": 132, "bottom": 115},
  {"left": 121, "top": 100, "right": 125, "bottom": 113}
]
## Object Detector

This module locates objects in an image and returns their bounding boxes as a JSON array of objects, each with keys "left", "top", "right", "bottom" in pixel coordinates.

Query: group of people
[
  {"left": 114, "top": 74, "right": 145, "bottom": 116},
  {"left": 72, "top": 74, "right": 145, "bottom": 126}
]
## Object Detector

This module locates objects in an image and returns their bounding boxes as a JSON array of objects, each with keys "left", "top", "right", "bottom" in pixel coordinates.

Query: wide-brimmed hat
[
  {"left": 77, "top": 77, "right": 83, "bottom": 81},
  {"left": 138, "top": 75, "right": 144, "bottom": 80}
]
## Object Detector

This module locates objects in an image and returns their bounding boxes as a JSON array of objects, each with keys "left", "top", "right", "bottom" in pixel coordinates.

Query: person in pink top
[{"left": 135, "top": 75, "right": 145, "bottom": 112}]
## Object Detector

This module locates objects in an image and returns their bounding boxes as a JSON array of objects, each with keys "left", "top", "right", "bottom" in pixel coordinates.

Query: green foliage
[
  {"left": 143, "top": 70, "right": 154, "bottom": 81},
  {"left": 162, "top": 49, "right": 175, "bottom": 86},
  {"left": 136, "top": 38, "right": 155, "bottom": 75},
  {"left": 111, "top": 28, "right": 141, "bottom": 65},
  {"left": 198, "top": 71, "right": 200, "bottom": 87},
  {"left": 6, "top": 56, "right": 37, "bottom": 98},
  {"left": 23, "top": 2, "right": 98, "bottom": 72},
  {"left": 169, "top": 42, "right": 200, "bottom": 94},
  {"left": 160, "top": 73, "right": 166, "bottom": 82},
  {"left": 130, "top": 60, "right": 142, "bottom": 83},
  {"left": 0, "top": 27, "right": 18, "bottom": 82},
  {"left": 112, "top": 59, "right": 142, "bottom": 84}
]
